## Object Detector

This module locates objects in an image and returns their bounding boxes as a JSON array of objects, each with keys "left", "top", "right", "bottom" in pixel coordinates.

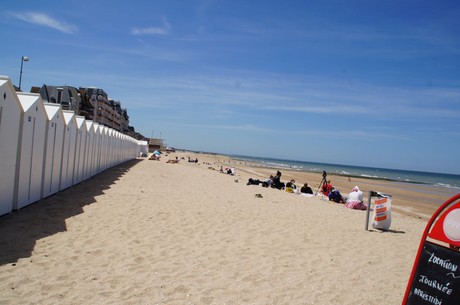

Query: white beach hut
[
  {"left": 0, "top": 76, "right": 22, "bottom": 215},
  {"left": 99, "top": 125, "right": 109, "bottom": 171},
  {"left": 115, "top": 131, "right": 123, "bottom": 165},
  {"left": 110, "top": 130, "right": 118, "bottom": 166},
  {"left": 106, "top": 128, "right": 115, "bottom": 168},
  {"left": 101, "top": 126, "right": 109, "bottom": 171},
  {"left": 113, "top": 129, "right": 119, "bottom": 166},
  {"left": 42, "top": 103, "right": 65, "bottom": 199},
  {"left": 132, "top": 137, "right": 138, "bottom": 159},
  {"left": 83, "top": 120, "right": 94, "bottom": 180},
  {"left": 60, "top": 110, "right": 77, "bottom": 190},
  {"left": 126, "top": 136, "right": 137, "bottom": 162},
  {"left": 90, "top": 122, "right": 101, "bottom": 176},
  {"left": 138, "top": 140, "right": 148, "bottom": 156},
  {"left": 103, "top": 128, "right": 111, "bottom": 170},
  {"left": 122, "top": 134, "right": 134, "bottom": 162},
  {"left": 123, "top": 134, "right": 131, "bottom": 162},
  {"left": 15, "top": 93, "right": 47, "bottom": 209},
  {"left": 118, "top": 132, "right": 126, "bottom": 163},
  {"left": 73, "top": 116, "right": 87, "bottom": 185}
]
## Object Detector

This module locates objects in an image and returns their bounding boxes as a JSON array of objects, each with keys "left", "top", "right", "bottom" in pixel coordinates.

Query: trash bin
[{"left": 371, "top": 193, "right": 392, "bottom": 230}]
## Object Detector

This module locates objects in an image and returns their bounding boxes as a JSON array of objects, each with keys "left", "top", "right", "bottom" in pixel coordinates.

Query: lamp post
[{"left": 18, "top": 56, "right": 29, "bottom": 91}]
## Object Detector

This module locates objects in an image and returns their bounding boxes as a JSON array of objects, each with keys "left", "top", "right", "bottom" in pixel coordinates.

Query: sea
[{"left": 226, "top": 154, "right": 460, "bottom": 194}]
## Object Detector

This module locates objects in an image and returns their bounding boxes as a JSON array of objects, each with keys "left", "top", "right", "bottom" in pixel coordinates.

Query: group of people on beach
[
  {"left": 320, "top": 180, "right": 367, "bottom": 210},
  {"left": 247, "top": 170, "right": 367, "bottom": 210},
  {"left": 220, "top": 166, "right": 236, "bottom": 175},
  {"left": 246, "top": 170, "right": 314, "bottom": 195},
  {"left": 157, "top": 153, "right": 368, "bottom": 210}
]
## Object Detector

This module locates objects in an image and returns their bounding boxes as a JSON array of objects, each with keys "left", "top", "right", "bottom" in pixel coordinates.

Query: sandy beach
[{"left": 0, "top": 152, "right": 456, "bottom": 304}]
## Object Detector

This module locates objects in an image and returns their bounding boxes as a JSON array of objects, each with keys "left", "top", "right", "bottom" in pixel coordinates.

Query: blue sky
[{"left": 1, "top": 0, "right": 459, "bottom": 174}]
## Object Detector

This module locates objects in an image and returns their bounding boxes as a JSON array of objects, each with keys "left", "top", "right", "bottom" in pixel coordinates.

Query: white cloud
[
  {"left": 10, "top": 12, "right": 77, "bottom": 34},
  {"left": 103, "top": 69, "right": 459, "bottom": 122},
  {"left": 132, "top": 20, "right": 171, "bottom": 36}
]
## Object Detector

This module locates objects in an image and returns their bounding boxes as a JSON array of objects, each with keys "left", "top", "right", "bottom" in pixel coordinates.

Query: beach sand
[{"left": 0, "top": 152, "right": 456, "bottom": 304}]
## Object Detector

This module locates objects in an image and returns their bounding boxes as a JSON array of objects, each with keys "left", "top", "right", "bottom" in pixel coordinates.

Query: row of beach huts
[{"left": 0, "top": 76, "right": 148, "bottom": 217}]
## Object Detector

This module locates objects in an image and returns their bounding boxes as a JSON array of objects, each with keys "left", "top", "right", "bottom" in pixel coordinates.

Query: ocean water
[{"left": 228, "top": 154, "right": 460, "bottom": 192}]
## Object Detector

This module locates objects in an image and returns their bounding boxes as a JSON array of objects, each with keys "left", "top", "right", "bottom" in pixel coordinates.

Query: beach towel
[{"left": 300, "top": 193, "right": 315, "bottom": 198}]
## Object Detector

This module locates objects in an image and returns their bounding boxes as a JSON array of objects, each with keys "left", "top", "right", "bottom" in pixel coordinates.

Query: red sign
[
  {"left": 428, "top": 202, "right": 460, "bottom": 247},
  {"left": 402, "top": 193, "right": 460, "bottom": 305}
]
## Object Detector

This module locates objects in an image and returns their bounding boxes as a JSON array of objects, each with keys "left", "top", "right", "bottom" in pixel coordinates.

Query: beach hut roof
[
  {"left": 62, "top": 110, "right": 75, "bottom": 124},
  {"left": 75, "top": 116, "right": 86, "bottom": 129},
  {"left": 43, "top": 103, "right": 63, "bottom": 121},
  {"left": 17, "top": 93, "right": 43, "bottom": 112}
]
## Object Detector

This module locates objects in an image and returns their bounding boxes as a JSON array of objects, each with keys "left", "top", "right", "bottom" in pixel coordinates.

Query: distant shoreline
[
  {"left": 235, "top": 159, "right": 457, "bottom": 194},
  {"left": 211, "top": 153, "right": 459, "bottom": 190}
]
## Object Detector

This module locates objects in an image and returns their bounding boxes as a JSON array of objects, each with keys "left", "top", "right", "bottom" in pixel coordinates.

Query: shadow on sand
[
  {"left": 368, "top": 228, "right": 406, "bottom": 234},
  {"left": 0, "top": 159, "right": 142, "bottom": 265}
]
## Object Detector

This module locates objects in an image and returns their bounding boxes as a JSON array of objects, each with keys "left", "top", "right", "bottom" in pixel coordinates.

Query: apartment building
[{"left": 31, "top": 84, "right": 145, "bottom": 140}]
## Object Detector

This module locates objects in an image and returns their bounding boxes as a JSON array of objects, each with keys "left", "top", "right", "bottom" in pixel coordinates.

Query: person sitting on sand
[
  {"left": 328, "top": 187, "right": 345, "bottom": 203},
  {"left": 149, "top": 151, "right": 161, "bottom": 160},
  {"left": 300, "top": 182, "right": 313, "bottom": 194},
  {"left": 271, "top": 171, "right": 285, "bottom": 190},
  {"left": 322, "top": 180, "right": 333, "bottom": 196},
  {"left": 285, "top": 179, "right": 297, "bottom": 193},
  {"left": 247, "top": 178, "right": 261, "bottom": 185},
  {"left": 227, "top": 167, "right": 236, "bottom": 175},
  {"left": 345, "top": 186, "right": 367, "bottom": 210}
]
